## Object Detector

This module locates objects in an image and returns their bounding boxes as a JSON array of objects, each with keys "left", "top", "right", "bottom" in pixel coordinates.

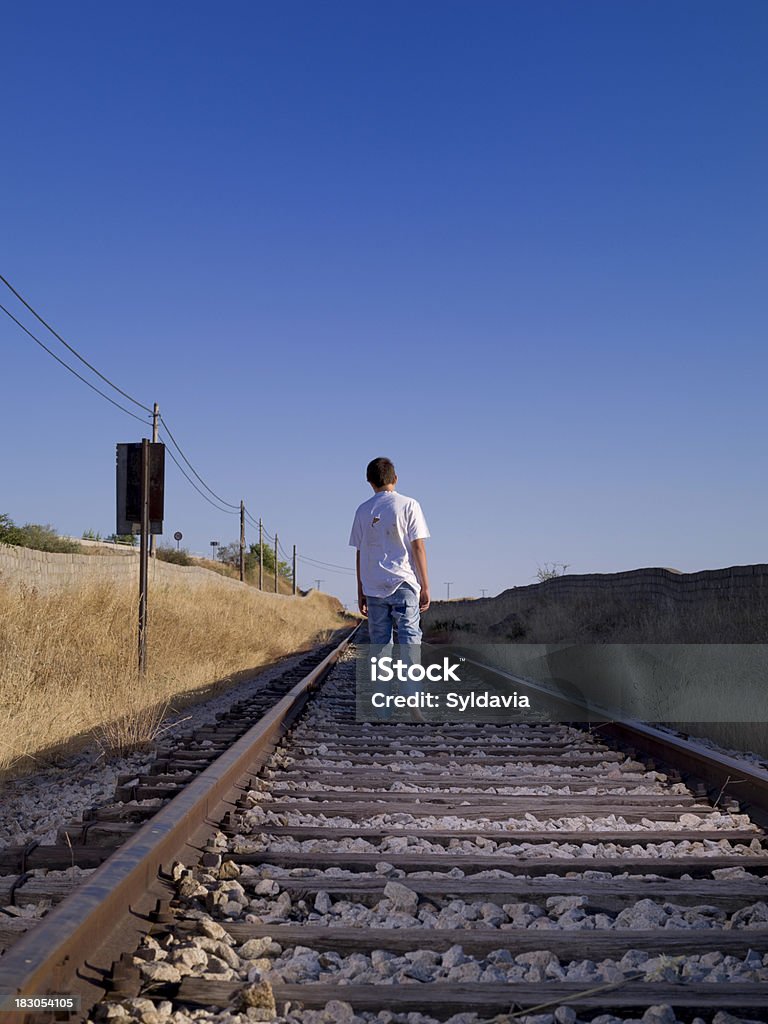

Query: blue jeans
[{"left": 366, "top": 583, "right": 422, "bottom": 645}]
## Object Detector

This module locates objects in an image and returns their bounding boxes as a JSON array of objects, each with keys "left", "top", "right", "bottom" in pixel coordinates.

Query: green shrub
[
  {"left": 156, "top": 546, "right": 192, "bottom": 566},
  {"left": 0, "top": 515, "right": 81, "bottom": 553}
]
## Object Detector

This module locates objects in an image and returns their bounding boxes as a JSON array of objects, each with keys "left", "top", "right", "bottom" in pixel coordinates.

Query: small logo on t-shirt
[{"left": 372, "top": 516, "right": 381, "bottom": 526}]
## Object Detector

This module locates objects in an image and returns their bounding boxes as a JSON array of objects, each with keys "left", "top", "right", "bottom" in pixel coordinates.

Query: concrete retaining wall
[
  {"left": 471, "top": 564, "right": 768, "bottom": 611},
  {"left": 0, "top": 542, "right": 286, "bottom": 595}
]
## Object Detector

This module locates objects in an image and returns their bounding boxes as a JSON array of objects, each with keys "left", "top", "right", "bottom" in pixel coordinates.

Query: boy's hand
[
  {"left": 358, "top": 594, "right": 368, "bottom": 616},
  {"left": 419, "top": 586, "right": 430, "bottom": 612}
]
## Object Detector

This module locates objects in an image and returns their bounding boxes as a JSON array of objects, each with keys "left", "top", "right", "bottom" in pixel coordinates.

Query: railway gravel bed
[{"left": 74, "top": 645, "right": 768, "bottom": 1024}]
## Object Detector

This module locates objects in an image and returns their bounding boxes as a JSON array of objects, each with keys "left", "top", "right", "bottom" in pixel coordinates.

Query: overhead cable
[{"left": 0, "top": 273, "right": 153, "bottom": 413}]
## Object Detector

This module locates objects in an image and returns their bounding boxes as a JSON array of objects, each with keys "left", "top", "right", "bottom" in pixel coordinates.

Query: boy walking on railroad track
[{"left": 349, "top": 457, "right": 431, "bottom": 645}]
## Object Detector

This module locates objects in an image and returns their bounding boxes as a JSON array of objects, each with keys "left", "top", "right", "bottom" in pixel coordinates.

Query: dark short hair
[{"left": 366, "top": 457, "right": 396, "bottom": 487}]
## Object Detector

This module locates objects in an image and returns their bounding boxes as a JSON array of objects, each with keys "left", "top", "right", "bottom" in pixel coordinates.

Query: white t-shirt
[{"left": 348, "top": 490, "right": 430, "bottom": 598}]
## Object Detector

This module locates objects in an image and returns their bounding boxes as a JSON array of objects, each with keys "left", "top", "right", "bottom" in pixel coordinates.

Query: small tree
[
  {"left": 247, "top": 541, "right": 292, "bottom": 579},
  {"left": 534, "top": 562, "right": 571, "bottom": 582},
  {"left": 0, "top": 513, "right": 23, "bottom": 545},
  {"left": 215, "top": 541, "right": 292, "bottom": 580}
]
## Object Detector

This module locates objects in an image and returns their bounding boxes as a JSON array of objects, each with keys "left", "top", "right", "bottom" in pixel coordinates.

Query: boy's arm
[
  {"left": 356, "top": 550, "right": 367, "bottom": 617},
  {"left": 411, "top": 539, "right": 430, "bottom": 611}
]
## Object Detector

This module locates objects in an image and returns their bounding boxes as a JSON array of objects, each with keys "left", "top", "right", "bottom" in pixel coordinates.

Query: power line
[
  {"left": 243, "top": 510, "right": 274, "bottom": 544},
  {"left": 0, "top": 273, "right": 153, "bottom": 414},
  {"left": 159, "top": 432, "right": 240, "bottom": 515},
  {"left": 299, "top": 554, "right": 356, "bottom": 571},
  {"left": 298, "top": 556, "right": 355, "bottom": 576},
  {"left": 159, "top": 415, "right": 240, "bottom": 510},
  {"left": 244, "top": 511, "right": 272, "bottom": 541},
  {"left": 1, "top": 301, "right": 151, "bottom": 426}
]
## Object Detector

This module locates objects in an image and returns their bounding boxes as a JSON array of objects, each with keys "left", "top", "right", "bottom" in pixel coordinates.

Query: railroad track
[{"left": 2, "top": 627, "right": 768, "bottom": 1023}]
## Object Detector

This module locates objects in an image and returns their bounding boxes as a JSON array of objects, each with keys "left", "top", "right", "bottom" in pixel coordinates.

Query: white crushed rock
[
  {"left": 88, "top": 1003, "right": 768, "bottom": 1024},
  {"left": 177, "top": 859, "right": 768, "bottom": 933},
  {"left": 87, "top": 1004, "right": 768, "bottom": 1024},
  {"left": 239, "top": 801, "right": 757, "bottom": 835},
  {"left": 0, "top": 749, "right": 154, "bottom": 848},
  {"left": 87, "top": 898, "right": 768, "bottom": 1021},
  {"left": 233, "top": 831, "right": 764, "bottom": 859}
]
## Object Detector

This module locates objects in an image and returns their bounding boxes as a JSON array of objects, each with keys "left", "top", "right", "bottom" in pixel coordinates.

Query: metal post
[
  {"left": 274, "top": 533, "right": 279, "bottom": 593},
  {"left": 239, "top": 501, "right": 245, "bottom": 583},
  {"left": 138, "top": 438, "right": 151, "bottom": 675},
  {"left": 292, "top": 544, "right": 297, "bottom": 595},
  {"left": 258, "top": 519, "right": 263, "bottom": 590},
  {"left": 445, "top": 582, "right": 453, "bottom": 600},
  {"left": 150, "top": 404, "right": 159, "bottom": 558}
]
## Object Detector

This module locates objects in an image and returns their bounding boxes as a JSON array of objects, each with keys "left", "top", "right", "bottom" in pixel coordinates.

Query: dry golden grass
[
  {"left": 0, "top": 579, "right": 348, "bottom": 775},
  {"left": 191, "top": 556, "right": 296, "bottom": 595}
]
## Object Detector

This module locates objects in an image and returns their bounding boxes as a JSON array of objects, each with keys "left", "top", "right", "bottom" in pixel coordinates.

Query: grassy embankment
[
  {"left": 423, "top": 589, "right": 768, "bottom": 644},
  {"left": 0, "top": 578, "right": 349, "bottom": 776}
]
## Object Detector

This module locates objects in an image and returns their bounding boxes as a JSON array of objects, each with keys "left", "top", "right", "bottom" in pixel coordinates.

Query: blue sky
[{"left": 2, "top": 1, "right": 766, "bottom": 606}]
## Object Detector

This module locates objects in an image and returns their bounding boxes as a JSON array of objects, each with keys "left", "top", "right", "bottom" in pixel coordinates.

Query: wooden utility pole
[
  {"left": 138, "top": 438, "right": 151, "bottom": 675},
  {"left": 239, "top": 501, "right": 245, "bottom": 582},
  {"left": 292, "top": 544, "right": 297, "bottom": 595},
  {"left": 274, "top": 533, "right": 279, "bottom": 593},
  {"left": 150, "top": 403, "right": 159, "bottom": 558},
  {"left": 258, "top": 518, "right": 263, "bottom": 590}
]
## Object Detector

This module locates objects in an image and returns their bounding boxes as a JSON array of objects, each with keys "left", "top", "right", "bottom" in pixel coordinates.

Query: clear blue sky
[{"left": 2, "top": 1, "right": 766, "bottom": 607}]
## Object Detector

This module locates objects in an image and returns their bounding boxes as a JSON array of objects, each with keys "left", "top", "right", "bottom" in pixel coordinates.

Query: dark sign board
[{"left": 116, "top": 442, "right": 165, "bottom": 535}]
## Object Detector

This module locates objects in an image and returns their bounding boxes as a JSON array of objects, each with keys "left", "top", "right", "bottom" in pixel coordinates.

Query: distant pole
[
  {"left": 480, "top": 589, "right": 488, "bottom": 598},
  {"left": 138, "top": 438, "right": 151, "bottom": 675},
  {"left": 274, "top": 533, "right": 279, "bottom": 593},
  {"left": 239, "top": 501, "right": 245, "bottom": 583},
  {"left": 150, "top": 403, "right": 159, "bottom": 559},
  {"left": 315, "top": 579, "right": 323, "bottom": 591},
  {"left": 444, "top": 582, "right": 453, "bottom": 600},
  {"left": 210, "top": 540, "right": 219, "bottom": 562},
  {"left": 258, "top": 519, "right": 263, "bottom": 590},
  {"left": 292, "top": 544, "right": 297, "bottom": 595}
]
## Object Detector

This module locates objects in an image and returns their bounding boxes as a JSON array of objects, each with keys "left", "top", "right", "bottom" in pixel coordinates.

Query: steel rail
[{"left": 0, "top": 625, "right": 359, "bottom": 1024}]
